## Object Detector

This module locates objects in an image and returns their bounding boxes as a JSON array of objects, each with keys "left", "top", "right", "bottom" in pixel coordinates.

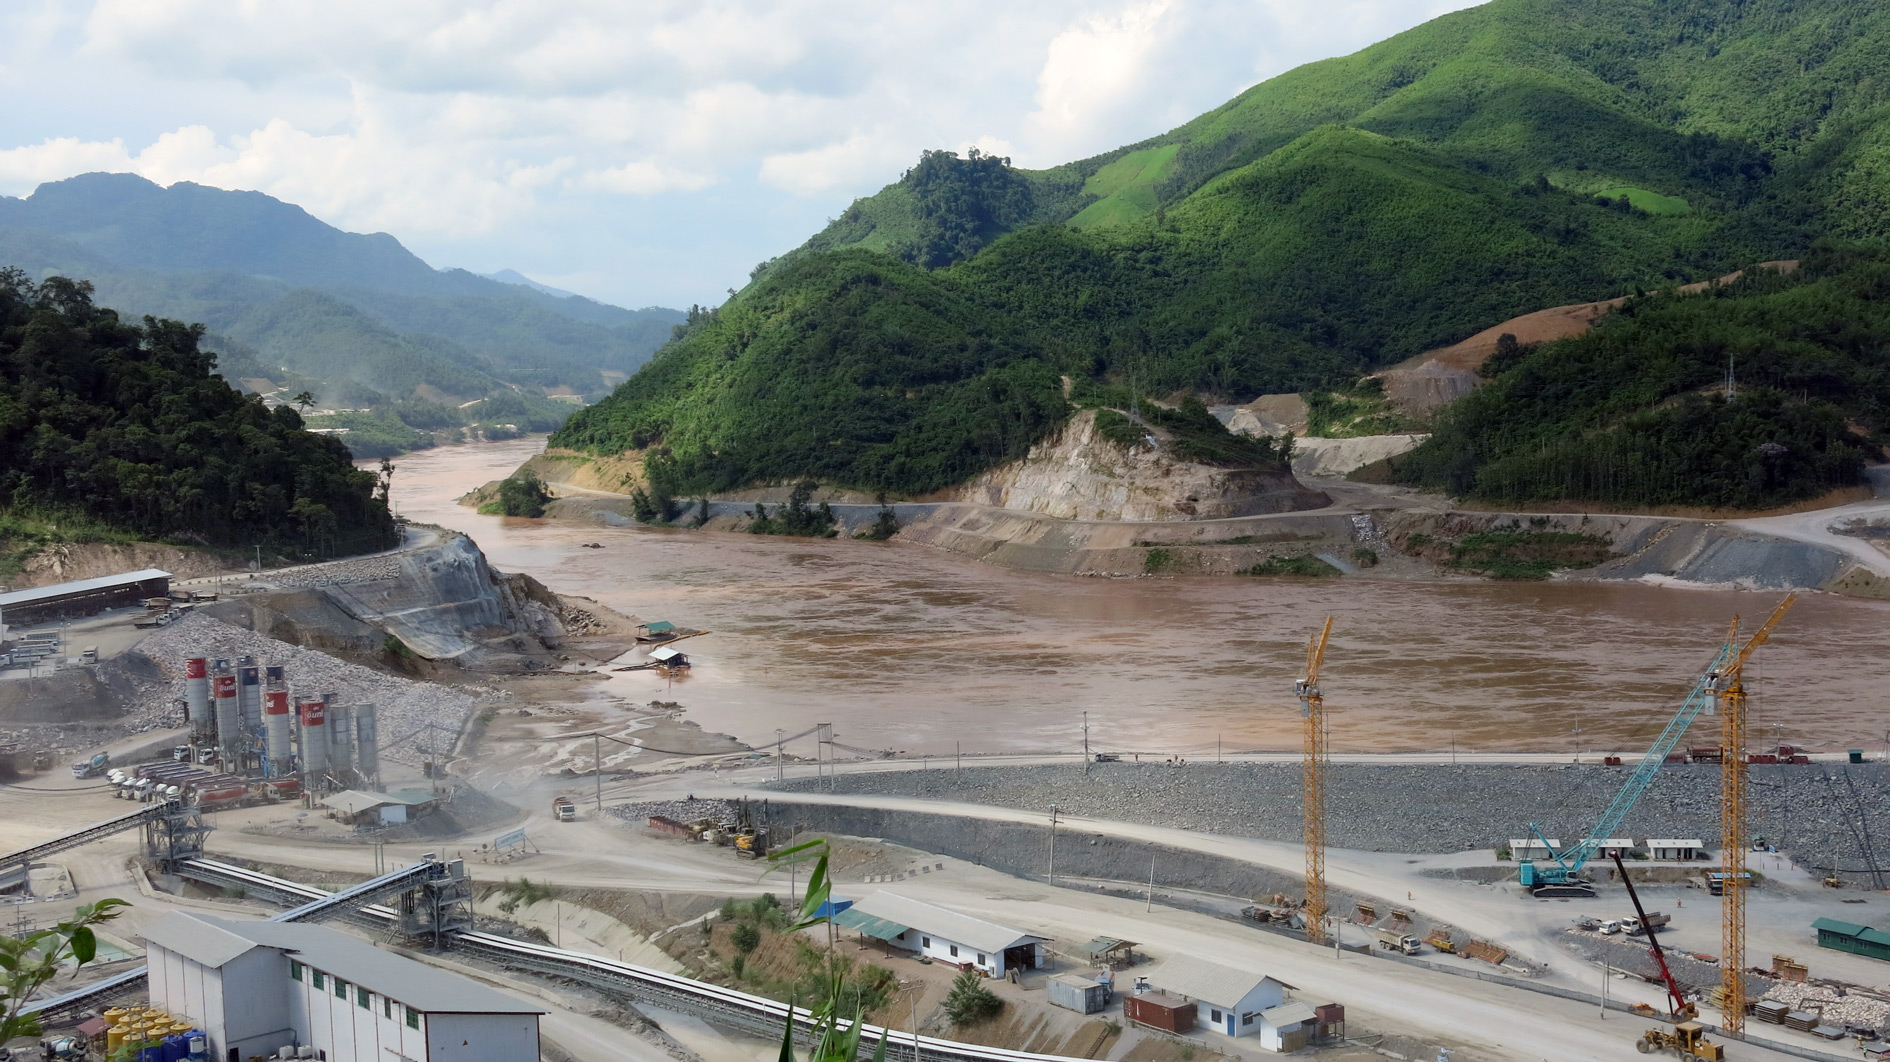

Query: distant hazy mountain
[
  {"left": 481, "top": 268, "right": 578, "bottom": 299},
  {"left": 0, "top": 173, "right": 684, "bottom": 403}
]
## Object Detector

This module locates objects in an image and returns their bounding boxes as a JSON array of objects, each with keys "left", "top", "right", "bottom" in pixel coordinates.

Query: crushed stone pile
[
  {"left": 1764, "top": 982, "right": 1890, "bottom": 1029},
  {"left": 248, "top": 555, "right": 405, "bottom": 590},
  {"left": 771, "top": 761, "right": 1890, "bottom": 879},
  {"left": 609, "top": 799, "right": 737, "bottom": 826},
  {"left": 127, "top": 612, "right": 490, "bottom": 754}
]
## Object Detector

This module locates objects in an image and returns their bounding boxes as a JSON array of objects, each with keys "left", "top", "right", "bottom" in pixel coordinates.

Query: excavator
[{"left": 1616, "top": 851, "right": 1723, "bottom": 1061}]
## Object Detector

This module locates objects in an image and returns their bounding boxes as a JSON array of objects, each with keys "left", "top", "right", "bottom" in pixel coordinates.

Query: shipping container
[
  {"left": 1125, "top": 992, "right": 1196, "bottom": 1033},
  {"left": 1047, "top": 974, "right": 1111, "bottom": 1015}
]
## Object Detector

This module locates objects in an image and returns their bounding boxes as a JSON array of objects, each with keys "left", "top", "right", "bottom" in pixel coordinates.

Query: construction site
[{"left": 0, "top": 512, "right": 1886, "bottom": 1062}]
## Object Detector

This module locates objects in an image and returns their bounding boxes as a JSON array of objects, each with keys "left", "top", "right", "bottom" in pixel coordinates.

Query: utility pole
[
  {"left": 956, "top": 741, "right": 961, "bottom": 777},
  {"left": 1082, "top": 712, "right": 1090, "bottom": 774},
  {"left": 776, "top": 728, "right": 785, "bottom": 781},
  {"left": 1047, "top": 804, "right": 1059, "bottom": 885},
  {"left": 594, "top": 733, "right": 602, "bottom": 812},
  {"left": 1146, "top": 846, "right": 1156, "bottom": 912}
]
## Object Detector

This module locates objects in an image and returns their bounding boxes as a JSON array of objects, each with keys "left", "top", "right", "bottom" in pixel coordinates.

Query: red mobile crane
[{"left": 1613, "top": 852, "right": 1723, "bottom": 1060}]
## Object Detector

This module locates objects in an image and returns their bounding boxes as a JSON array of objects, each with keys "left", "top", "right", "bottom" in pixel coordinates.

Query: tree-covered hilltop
[
  {"left": 561, "top": 0, "right": 1890, "bottom": 503},
  {"left": 0, "top": 269, "right": 397, "bottom": 557},
  {"left": 1391, "top": 245, "right": 1889, "bottom": 510}
]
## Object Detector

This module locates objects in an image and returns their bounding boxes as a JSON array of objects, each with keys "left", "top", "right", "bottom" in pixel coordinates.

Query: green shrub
[
  {"left": 496, "top": 470, "right": 552, "bottom": 518},
  {"left": 943, "top": 969, "right": 1003, "bottom": 1026},
  {"left": 1144, "top": 548, "right": 1174, "bottom": 574},
  {"left": 1243, "top": 554, "right": 1341, "bottom": 577},
  {"left": 747, "top": 482, "right": 838, "bottom": 537},
  {"left": 1443, "top": 531, "right": 1612, "bottom": 580},
  {"left": 730, "top": 923, "right": 761, "bottom": 955}
]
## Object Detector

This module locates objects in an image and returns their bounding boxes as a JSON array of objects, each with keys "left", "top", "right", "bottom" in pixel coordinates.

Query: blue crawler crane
[{"left": 1518, "top": 643, "right": 1734, "bottom": 898}]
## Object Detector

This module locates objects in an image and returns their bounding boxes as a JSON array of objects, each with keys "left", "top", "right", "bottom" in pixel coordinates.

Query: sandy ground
[{"left": 0, "top": 757, "right": 1853, "bottom": 1062}]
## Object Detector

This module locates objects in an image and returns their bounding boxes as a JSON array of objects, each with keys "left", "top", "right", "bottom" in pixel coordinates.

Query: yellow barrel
[
  {"left": 104, "top": 1007, "right": 127, "bottom": 1024},
  {"left": 107, "top": 1025, "right": 128, "bottom": 1051}
]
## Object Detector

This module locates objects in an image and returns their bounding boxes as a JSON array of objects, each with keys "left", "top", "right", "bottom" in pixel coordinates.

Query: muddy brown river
[{"left": 379, "top": 438, "right": 1888, "bottom": 757}]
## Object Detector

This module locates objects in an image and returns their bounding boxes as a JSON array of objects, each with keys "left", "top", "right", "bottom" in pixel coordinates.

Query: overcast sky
[{"left": 0, "top": 0, "right": 1480, "bottom": 310}]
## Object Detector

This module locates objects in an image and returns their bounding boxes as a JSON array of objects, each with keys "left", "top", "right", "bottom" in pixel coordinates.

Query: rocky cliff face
[{"left": 950, "top": 410, "right": 1328, "bottom": 521}]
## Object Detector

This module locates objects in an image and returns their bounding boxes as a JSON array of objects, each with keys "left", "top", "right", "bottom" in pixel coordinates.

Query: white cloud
[
  {"left": 4, "top": 0, "right": 1487, "bottom": 306},
  {"left": 0, "top": 136, "right": 135, "bottom": 191},
  {"left": 1030, "top": 1, "right": 1177, "bottom": 154},
  {"left": 575, "top": 161, "right": 718, "bottom": 196},
  {"left": 761, "top": 133, "right": 912, "bottom": 195}
]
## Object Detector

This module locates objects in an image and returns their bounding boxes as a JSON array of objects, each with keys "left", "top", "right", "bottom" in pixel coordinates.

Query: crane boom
[
  {"left": 1521, "top": 641, "right": 1733, "bottom": 894},
  {"left": 1522, "top": 594, "right": 1795, "bottom": 897}
]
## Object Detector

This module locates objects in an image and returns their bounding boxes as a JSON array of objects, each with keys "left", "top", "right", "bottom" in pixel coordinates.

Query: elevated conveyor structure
[
  {"left": 0, "top": 802, "right": 181, "bottom": 889},
  {"left": 26, "top": 863, "right": 1125, "bottom": 1062}
]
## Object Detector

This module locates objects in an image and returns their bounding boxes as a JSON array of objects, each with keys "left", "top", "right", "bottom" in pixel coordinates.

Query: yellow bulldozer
[{"left": 1635, "top": 1021, "right": 1722, "bottom": 1061}]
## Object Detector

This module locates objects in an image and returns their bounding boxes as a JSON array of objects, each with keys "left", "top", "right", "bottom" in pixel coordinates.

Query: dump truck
[
  {"left": 552, "top": 797, "right": 577, "bottom": 822},
  {"left": 1373, "top": 928, "right": 1422, "bottom": 954}
]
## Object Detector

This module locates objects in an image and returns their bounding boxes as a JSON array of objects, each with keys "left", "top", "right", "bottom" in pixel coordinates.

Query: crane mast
[
  {"left": 1297, "top": 617, "right": 1334, "bottom": 945},
  {"left": 1712, "top": 593, "right": 1795, "bottom": 1036}
]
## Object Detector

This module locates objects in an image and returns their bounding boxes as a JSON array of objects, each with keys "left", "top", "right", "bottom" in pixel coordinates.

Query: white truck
[{"left": 1373, "top": 928, "right": 1423, "bottom": 954}]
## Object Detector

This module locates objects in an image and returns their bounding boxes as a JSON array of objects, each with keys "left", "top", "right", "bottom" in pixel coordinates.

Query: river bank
[
  {"left": 484, "top": 437, "right": 1890, "bottom": 596},
  {"left": 369, "top": 438, "right": 1890, "bottom": 757}
]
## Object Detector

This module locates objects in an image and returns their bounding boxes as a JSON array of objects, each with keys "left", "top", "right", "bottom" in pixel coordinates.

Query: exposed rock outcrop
[{"left": 950, "top": 410, "right": 1327, "bottom": 521}]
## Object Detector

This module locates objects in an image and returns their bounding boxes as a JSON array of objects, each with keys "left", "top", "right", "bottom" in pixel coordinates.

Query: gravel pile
[
  {"left": 609, "top": 798, "right": 737, "bottom": 825},
  {"left": 1764, "top": 982, "right": 1890, "bottom": 1029},
  {"left": 772, "top": 762, "right": 1890, "bottom": 877},
  {"left": 128, "top": 612, "right": 486, "bottom": 747},
  {"left": 253, "top": 555, "right": 404, "bottom": 590}
]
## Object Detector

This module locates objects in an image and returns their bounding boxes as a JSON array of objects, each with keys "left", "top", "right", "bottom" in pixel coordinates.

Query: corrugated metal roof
[
  {"left": 320, "top": 789, "right": 434, "bottom": 814},
  {"left": 644, "top": 621, "right": 675, "bottom": 633},
  {"left": 1261, "top": 1002, "right": 1316, "bottom": 1027},
  {"left": 832, "top": 908, "right": 910, "bottom": 943},
  {"left": 1647, "top": 839, "right": 1704, "bottom": 848},
  {"left": 650, "top": 646, "right": 687, "bottom": 661},
  {"left": 1813, "top": 917, "right": 1890, "bottom": 947},
  {"left": 141, "top": 911, "right": 261, "bottom": 967},
  {"left": 178, "top": 914, "right": 543, "bottom": 1014},
  {"left": 1149, "top": 958, "right": 1289, "bottom": 1010},
  {"left": 0, "top": 569, "right": 171, "bottom": 608},
  {"left": 849, "top": 893, "right": 1043, "bottom": 953}
]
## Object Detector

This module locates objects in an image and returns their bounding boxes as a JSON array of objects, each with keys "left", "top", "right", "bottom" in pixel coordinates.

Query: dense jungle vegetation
[
  {"left": 1392, "top": 247, "right": 1889, "bottom": 509},
  {"left": 560, "top": 0, "right": 1890, "bottom": 505},
  {"left": 0, "top": 270, "right": 397, "bottom": 557}
]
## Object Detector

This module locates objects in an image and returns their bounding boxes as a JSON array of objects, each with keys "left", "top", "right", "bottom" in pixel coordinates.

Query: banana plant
[{"left": 768, "top": 840, "right": 888, "bottom": 1062}]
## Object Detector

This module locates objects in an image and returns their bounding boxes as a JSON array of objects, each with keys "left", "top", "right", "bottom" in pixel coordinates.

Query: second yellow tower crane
[{"left": 1297, "top": 616, "right": 1334, "bottom": 946}]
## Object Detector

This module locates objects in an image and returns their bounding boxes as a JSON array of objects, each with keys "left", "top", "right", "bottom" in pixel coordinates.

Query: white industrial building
[
  {"left": 1507, "top": 838, "right": 1561, "bottom": 861},
  {"left": 1148, "top": 957, "right": 1310, "bottom": 1051},
  {"left": 1648, "top": 838, "right": 1707, "bottom": 861},
  {"left": 834, "top": 892, "right": 1046, "bottom": 977},
  {"left": 141, "top": 912, "right": 542, "bottom": 1062}
]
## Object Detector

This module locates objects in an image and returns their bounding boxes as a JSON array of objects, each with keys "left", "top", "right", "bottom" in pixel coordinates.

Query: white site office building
[{"left": 142, "top": 912, "right": 542, "bottom": 1062}]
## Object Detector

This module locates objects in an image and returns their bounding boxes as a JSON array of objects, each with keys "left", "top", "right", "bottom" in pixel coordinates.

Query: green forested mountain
[
  {"left": 560, "top": 0, "right": 1890, "bottom": 501},
  {"left": 0, "top": 269, "right": 396, "bottom": 557},
  {"left": 1391, "top": 246, "right": 1888, "bottom": 509},
  {"left": 0, "top": 174, "right": 684, "bottom": 405}
]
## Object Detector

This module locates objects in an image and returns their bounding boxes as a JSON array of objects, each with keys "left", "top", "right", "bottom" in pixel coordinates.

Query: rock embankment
[
  {"left": 214, "top": 533, "right": 601, "bottom": 670},
  {"left": 772, "top": 762, "right": 1890, "bottom": 883},
  {"left": 949, "top": 410, "right": 1327, "bottom": 522}
]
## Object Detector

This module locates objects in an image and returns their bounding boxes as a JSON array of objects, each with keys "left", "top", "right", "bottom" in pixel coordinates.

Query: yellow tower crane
[
  {"left": 1296, "top": 616, "right": 1334, "bottom": 946},
  {"left": 1711, "top": 592, "right": 1795, "bottom": 1036}
]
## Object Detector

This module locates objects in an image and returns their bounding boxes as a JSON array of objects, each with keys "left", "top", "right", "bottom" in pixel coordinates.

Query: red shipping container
[{"left": 1125, "top": 992, "right": 1196, "bottom": 1033}]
